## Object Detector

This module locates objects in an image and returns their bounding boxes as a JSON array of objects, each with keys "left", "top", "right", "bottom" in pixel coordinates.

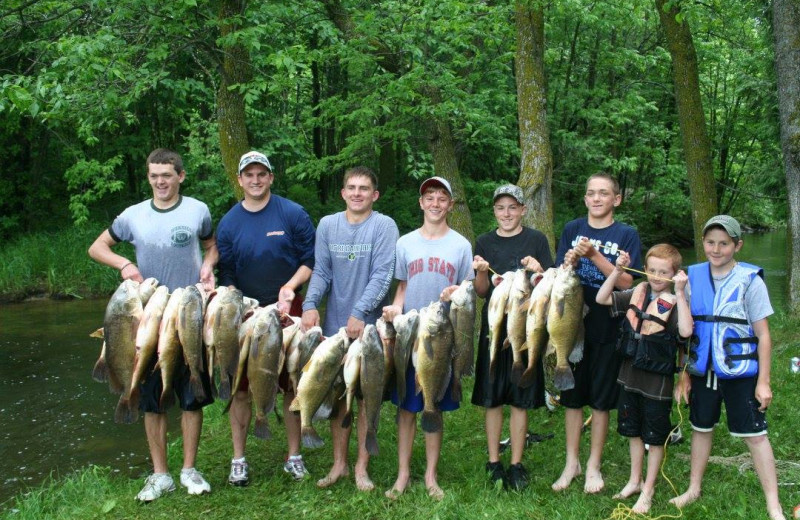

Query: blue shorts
[
  {"left": 391, "top": 363, "right": 459, "bottom": 413},
  {"left": 689, "top": 373, "right": 767, "bottom": 436}
]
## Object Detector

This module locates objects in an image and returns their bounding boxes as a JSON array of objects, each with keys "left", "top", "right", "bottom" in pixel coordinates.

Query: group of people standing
[{"left": 89, "top": 148, "right": 785, "bottom": 519}]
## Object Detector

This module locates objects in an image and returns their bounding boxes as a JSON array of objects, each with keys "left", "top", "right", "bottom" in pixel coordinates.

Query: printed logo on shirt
[
  {"left": 330, "top": 242, "right": 372, "bottom": 261},
  {"left": 266, "top": 231, "right": 285, "bottom": 237},
  {"left": 570, "top": 235, "right": 622, "bottom": 257},
  {"left": 571, "top": 234, "right": 622, "bottom": 289},
  {"left": 171, "top": 226, "right": 192, "bottom": 248},
  {"left": 407, "top": 257, "right": 457, "bottom": 284}
]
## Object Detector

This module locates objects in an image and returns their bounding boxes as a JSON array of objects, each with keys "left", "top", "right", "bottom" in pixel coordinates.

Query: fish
[
  {"left": 178, "top": 285, "right": 207, "bottom": 401},
  {"left": 375, "top": 317, "right": 396, "bottom": 397},
  {"left": 156, "top": 287, "right": 184, "bottom": 410},
  {"left": 487, "top": 271, "right": 514, "bottom": 381},
  {"left": 102, "top": 279, "right": 143, "bottom": 423},
  {"left": 129, "top": 285, "right": 170, "bottom": 400},
  {"left": 519, "top": 268, "right": 557, "bottom": 388},
  {"left": 136, "top": 277, "right": 160, "bottom": 306},
  {"left": 359, "top": 324, "right": 385, "bottom": 456},
  {"left": 392, "top": 309, "right": 419, "bottom": 405},
  {"left": 291, "top": 328, "right": 350, "bottom": 448},
  {"left": 414, "top": 301, "right": 454, "bottom": 433},
  {"left": 341, "top": 337, "right": 363, "bottom": 430},
  {"left": 246, "top": 307, "right": 284, "bottom": 439},
  {"left": 449, "top": 280, "right": 476, "bottom": 402},
  {"left": 546, "top": 265, "right": 585, "bottom": 391},
  {"left": 203, "top": 287, "right": 243, "bottom": 400},
  {"left": 285, "top": 326, "right": 324, "bottom": 395},
  {"left": 507, "top": 270, "right": 533, "bottom": 385}
]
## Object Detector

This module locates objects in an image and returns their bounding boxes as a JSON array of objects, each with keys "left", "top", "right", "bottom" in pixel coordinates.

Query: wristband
[{"left": 120, "top": 262, "right": 133, "bottom": 272}]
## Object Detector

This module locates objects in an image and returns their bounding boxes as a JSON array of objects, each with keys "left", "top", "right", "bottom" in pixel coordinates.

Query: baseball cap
[
  {"left": 419, "top": 176, "right": 453, "bottom": 198},
  {"left": 493, "top": 184, "right": 524, "bottom": 205},
  {"left": 702, "top": 215, "right": 742, "bottom": 242},
  {"left": 238, "top": 151, "right": 273, "bottom": 175}
]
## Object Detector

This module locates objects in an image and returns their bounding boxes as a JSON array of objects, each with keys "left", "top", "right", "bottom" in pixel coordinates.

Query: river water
[{"left": 0, "top": 231, "right": 789, "bottom": 505}]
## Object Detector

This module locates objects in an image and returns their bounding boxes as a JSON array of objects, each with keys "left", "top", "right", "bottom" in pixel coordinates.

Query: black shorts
[
  {"left": 139, "top": 355, "right": 214, "bottom": 414},
  {"left": 688, "top": 373, "right": 768, "bottom": 436},
  {"left": 559, "top": 340, "right": 622, "bottom": 411},
  {"left": 617, "top": 388, "right": 673, "bottom": 445},
  {"left": 471, "top": 320, "right": 545, "bottom": 410}
]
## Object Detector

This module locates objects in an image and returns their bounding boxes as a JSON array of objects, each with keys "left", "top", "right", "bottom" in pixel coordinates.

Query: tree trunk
[
  {"left": 655, "top": 0, "right": 718, "bottom": 259},
  {"left": 217, "top": 0, "right": 251, "bottom": 199},
  {"left": 514, "top": 1, "right": 555, "bottom": 256},
  {"left": 773, "top": 0, "right": 800, "bottom": 312}
]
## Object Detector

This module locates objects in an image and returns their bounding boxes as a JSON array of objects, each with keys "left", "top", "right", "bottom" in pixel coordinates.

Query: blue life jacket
[{"left": 687, "top": 261, "right": 762, "bottom": 379}]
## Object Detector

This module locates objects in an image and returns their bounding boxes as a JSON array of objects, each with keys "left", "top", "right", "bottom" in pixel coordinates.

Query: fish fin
[
  {"left": 92, "top": 355, "right": 108, "bottom": 383},
  {"left": 568, "top": 340, "right": 584, "bottom": 364},
  {"left": 517, "top": 367, "right": 536, "bottom": 389},
  {"left": 189, "top": 374, "right": 206, "bottom": 401},
  {"left": 545, "top": 341, "right": 555, "bottom": 357},
  {"left": 301, "top": 357, "right": 313, "bottom": 373},
  {"left": 554, "top": 366, "right": 576, "bottom": 391},
  {"left": 556, "top": 297, "right": 566, "bottom": 317},
  {"left": 301, "top": 426, "right": 324, "bottom": 449},
  {"left": 420, "top": 410, "right": 443, "bottom": 433},
  {"left": 114, "top": 396, "right": 138, "bottom": 424},
  {"left": 288, "top": 396, "right": 300, "bottom": 412},
  {"left": 313, "top": 402, "right": 333, "bottom": 422},
  {"left": 341, "top": 411, "right": 353, "bottom": 429},
  {"left": 451, "top": 377, "right": 462, "bottom": 403},
  {"left": 435, "top": 364, "right": 452, "bottom": 404},
  {"left": 253, "top": 416, "right": 272, "bottom": 440},
  {"left": 365, "top": 430, "right": 379, "bottom": 456},
  {"left": 414, "top": 373, "right": 422, "bottom": 396},
  {"left": 511, "top": 360, "right": 525, "bottom": 386},
  {"left": 422, "top": 335, "right": 434, "bottom": 360},
  {"left": 90, "top": 327, "right": 105, "bottom": 339},
  {"left": 501, "top": 337, "right": 510, "bottom": 350},
  {"left": 520, "top": 298, "right": 531, "bottom": 313},
  {"left": 159, "top": 389, "right": 175, "bottom": 411}
]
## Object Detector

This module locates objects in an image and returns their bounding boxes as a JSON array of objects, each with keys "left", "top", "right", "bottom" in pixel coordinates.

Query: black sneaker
[
  {"left": 486, "top": 461, "right": 505, "bottom": 486},
  {"left": 505, "top": 463, "right": 529, "bottom": 491}
]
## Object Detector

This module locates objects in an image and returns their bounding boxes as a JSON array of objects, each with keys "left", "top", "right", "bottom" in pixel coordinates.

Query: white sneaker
[
  {"left": 135, "top": 473, "right": 175, "bottom": 502},
  {"left": 228, "top": 458, "right": 249, "bottom": 487},
  {"left": 283, "top": 456, "right": 308, "bottom": 481},
  {"left": 180, "top": 468, "right": 211, "bottom": 495}
]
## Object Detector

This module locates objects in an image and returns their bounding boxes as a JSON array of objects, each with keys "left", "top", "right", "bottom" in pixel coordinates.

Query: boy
[
  {"left": 671, "top": 215, "right": 784, "bottom": 520},
  {"left": 596, "top": 244, "right": 692, "bottom": 514},
  {"left": 553, "top": 172, "right": 642, "bottom": 494},
  {"left": 382, "top": 176, "right": 474, "bottom": 500},
  {"left": 472, "top": 184, "right": 553, "bottom": 490}
]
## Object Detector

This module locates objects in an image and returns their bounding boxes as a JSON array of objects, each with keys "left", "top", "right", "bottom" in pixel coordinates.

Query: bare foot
[
  {"left": 584, "top": 468, "right": 604, "bottom": 494},
  {"left": 427, "top": 484, "right": 444, "bottom": 501},
  {"left": 632, "top": 488, "right": 654, "bottom": 514},
  {"left": 669, "top": 488, "right": 700, "bottom": 508},
  {"left": 316, "top": 466, "right": 349, "bottom": 488},
  {"left": 355, "top": 472, "right": 374, "bottom": 492},
  {"left": 552, "top": 463, "right": 582, "bottom": 492},
  {"left": 767, "top": 506, "right": 786, "bottom": 520},
  {"left": 612, "top": 481, "right": 641, "bottom": 500},
  {"left": 385, "top": 475, "right": 411, "bottom": 500}
]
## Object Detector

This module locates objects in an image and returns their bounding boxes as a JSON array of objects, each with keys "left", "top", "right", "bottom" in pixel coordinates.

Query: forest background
[{"left": 1, "top": 0, "right": 798, "bottom": 307}]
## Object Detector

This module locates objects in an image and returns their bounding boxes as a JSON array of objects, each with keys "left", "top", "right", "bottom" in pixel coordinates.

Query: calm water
[{"left": 0, "top": 231, "right": 789, "bottom": 506}]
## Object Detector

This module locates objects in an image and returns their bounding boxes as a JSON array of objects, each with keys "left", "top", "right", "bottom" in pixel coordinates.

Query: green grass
[
  {"left": 0, "top": 224, "right": 130, "bottom": 302},
  {"left": 5, "top": 314, "right": 800, "bottom": 519}
]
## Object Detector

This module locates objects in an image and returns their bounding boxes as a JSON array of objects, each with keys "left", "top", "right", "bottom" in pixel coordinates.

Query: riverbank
[{"left": 5, "top": 316, "right": 800, "bottom": 520}]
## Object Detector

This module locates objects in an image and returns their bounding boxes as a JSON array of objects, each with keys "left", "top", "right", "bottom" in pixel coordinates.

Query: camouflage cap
[
  {"left": 238, "top": 151, "right": 273, "bottom": 175},
  {"left": 493, "top": 184, "right": 524, "bottom": 205},
  {"left": 702, "top": 215, "right": 742, "bottom": 241}
]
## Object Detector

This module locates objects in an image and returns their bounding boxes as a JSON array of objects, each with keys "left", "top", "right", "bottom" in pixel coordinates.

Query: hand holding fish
[
  {"left": 120, "top": 262, "right": 144, "bottom": 283},
  {"left": 573, "top": 236, "right": 597, "bottom": 259},
  {"left": 346, "top": 316, "right": 365, "bottom": 340},
  {"left": 563, "top": 249, "right": 580, "bottom": 267},
  {"left": 382, "top": 304, "right": 403, "bottom": 323},
  {"left": 520, "top": 256, "right": 543, "bottom": 273},
  {"left": 301, "top": 309, "right": 320, "bottom": 332},
  {"left": 277, "top": 285, "right": 296, "bottom": 314},
  {"left": 439, "top": 284, "right": 460, "bottom": 302},
  {"left": 199, "top": 264, "right": 215, "bottom": 292}
]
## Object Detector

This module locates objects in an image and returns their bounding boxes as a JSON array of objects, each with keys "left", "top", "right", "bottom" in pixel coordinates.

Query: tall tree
[
  {"left": 773, "top": 0, "right": 800, "bottom": 311},
  {"left": 656, "top": 0, "right": 718, "bottom": 256},
  {"left": 514, "top": 0, "right": 554, "bottom": 254}
]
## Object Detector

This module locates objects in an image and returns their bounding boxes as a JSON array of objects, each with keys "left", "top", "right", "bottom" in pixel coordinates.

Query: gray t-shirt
[
  {"left": 302, "top": 210, "right": 399, "bottom": 336},
  {"left": 109, "top": 195, "right": 213, "bottom": 291},
  {"left": 395, "top": 229, "right": 474, "bottom": 312}
]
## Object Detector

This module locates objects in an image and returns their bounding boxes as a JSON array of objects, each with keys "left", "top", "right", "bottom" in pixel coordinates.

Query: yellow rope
[{"left": 619, "top": 265, "right": 674, "bottom": 283}]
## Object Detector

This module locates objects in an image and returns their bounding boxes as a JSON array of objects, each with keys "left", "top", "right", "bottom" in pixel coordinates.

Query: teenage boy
[
  {"left": 671, "top": 215, "right": 784, "bottom": 520},
  {"left": 216, "top": 151, "right": 316, "bottom": 485},
  {"left": 553, "top": 172, "right": 642, "bottom": 494},
  {"left": 382, "top": 176, "right": 474, "bottom": 501},
  {"left": 596, "top": 245, "right": 692, "bottom": 514},
  {"left": 472, "top": 184, "right": 553, "bottom": 490},
  {"left": 300, "top": 166, "right": 399, "bottom": 491},
  {"left": 88, "top": 148, "right": 218, "bottom": 502}
]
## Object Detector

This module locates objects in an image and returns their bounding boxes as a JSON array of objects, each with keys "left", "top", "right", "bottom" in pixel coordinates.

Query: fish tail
[
  {"left": 253, "top": 416, "right": 272, "bottom": 440},
  {"left": 114, "top": 396, "right": 139, "bottom": 424},
  {"left": 420, "top": 410, "right": 443, "bottom": 433},
  {"left": 341, "top": 411, "right": 353, "bottom": 429},
  {"left": 451, "top": 378, "right": 462, "bottom": 403},
  {"left": 554, "top": 366, "right": 575, "bottom": 392},
  {"left": 365, "top": 430, "right": 379, "bottom": 456},
  {"left": 511, "top": 360, "right": 525, "bottom": 386},
  {"left": 128, "top": 385, "right": 141, "bottom": 412},
  {"left": 219, "top": 378, "right": 231, "bottom": 401},
  {"left": 189, "top": 374, "right": 206, "bottom": 401},
  {"left": 517, "top": 367, "right": 536, "bottom": 389},
  {"left": 288, "top": 396, "right": 300, "bottom": 413},
  {"left": 159, "top": 388, "right": 175, "bottom": 411},
  {"left": 92, "top": 356, "right": 108, "bottom": 383},
  {"left": 301, "top": 426, "right": 324, "bottom": 449}
]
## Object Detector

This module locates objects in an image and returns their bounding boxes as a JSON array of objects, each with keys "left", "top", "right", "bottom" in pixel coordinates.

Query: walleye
[
  {"left": 449, "top": 280, "right": 476, "bottom": 402},
  {"left": 156, "top": 287, "right": 184, "bottom": 410},
  {"left": 392, "top": 309, "right": 419, "bottom": 406},
  {"left": 292, "top": 328, "right": 350, "bottom": 448},
  {"left": 341, "top": 337, "right": 363, "bottom": 429},
  {"left": 546, "top": 265, "right": 584, "bottom": 391},
  {"left": 178, "top": 285, "right": 207, "bottom": 401},
  {"left": 506, "top": 270, "right": 533, "bottom": 385},
  {"left": 415, "top": 301, "right": 454, "bottom": 433},
  {"left": 130, "top": 285, "right": 170, "bottom": 401},
  {"left": 203, "top": 287, "right": 243, "bottom": 400},
  {"left": 285, "top": 326, "right": 324, "bottom": 395},
  {"left": 519, "top": 268, "right": 557, "bottom": 388},
  {"left": 137, "top": 277, "right": 160, "bottom": 306},
  {"left": 102, "top": 279, "right": 143, "bottom": 423},
  {"left": 359, "top": 324, "right": 385, "bottom": 456},
  {"left": 487, "top": 271, "right": 514, "bottom": 381},
  {"left": 375, "top": 317, "right": 396, "bottom": 397},
  {"left": 246, "top": 307, "right": 284, "bottom": 440}
]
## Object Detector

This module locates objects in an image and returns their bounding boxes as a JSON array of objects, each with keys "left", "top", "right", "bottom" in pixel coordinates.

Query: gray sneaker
[
  {"left": 180, "top": 468, "right": 211, "bottom": 495},
  {"left": 228, "top": 459, "right": 249, "bottom": 487},
  {"left": 135, "top": 473, "right": 176, "bottom": 502},
  {"left": 283, "top": 456, "right": 308, "bottom": 480}
]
